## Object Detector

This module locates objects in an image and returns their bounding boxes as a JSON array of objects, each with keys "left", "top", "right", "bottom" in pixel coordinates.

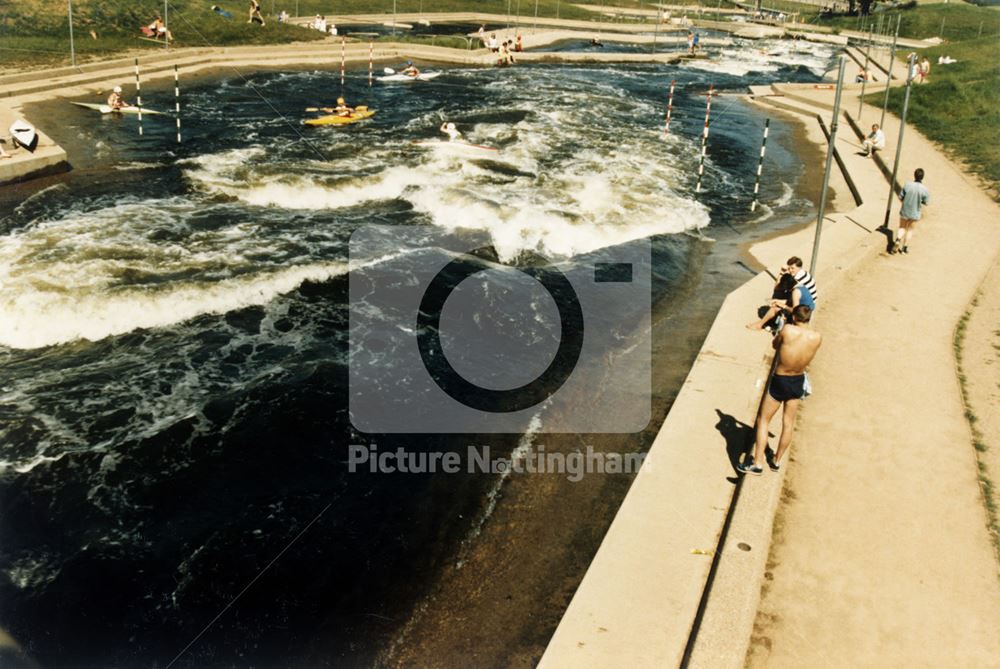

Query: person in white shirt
[
  {"left": 861, "top": 123, "right": 886, "bottom": 157},
  {"left": 487, "top": 34, "right": 499, "bottom": 52},
  {"left": 330, "top": 23, "right": 338, "bottom": 36}
]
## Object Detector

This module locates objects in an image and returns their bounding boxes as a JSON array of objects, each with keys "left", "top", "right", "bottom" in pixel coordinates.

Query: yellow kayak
[{"left": 304, "top": 109, "right": 376, "bottom": 126}]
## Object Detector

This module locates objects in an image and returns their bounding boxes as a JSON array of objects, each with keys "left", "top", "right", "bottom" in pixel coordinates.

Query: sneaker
[
  {"left": 737, "top": 461, "right": 763, "bottom": 476},
  {"left": 902, "top": 246, "right": 909, "bottom": 254},
  {"left": 768, "top": 459, "right": 781, "bottom": 472},
  {"left": 891, "top": 240, "right": 902, "bottom": 254}
]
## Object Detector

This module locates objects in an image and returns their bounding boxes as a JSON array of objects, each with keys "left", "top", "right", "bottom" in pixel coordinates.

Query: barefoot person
[
  {"left": 746, "top": 272, "right": 814, "bottom": 330},
  {"left": 894, "top": 168, "right": 930, "bottom": 254},
  {"left": 248, "top": 0, "right": 265, "bottom": 26},
  {"left": 739, "top": 305, "right": 823, "bottom": 475}
]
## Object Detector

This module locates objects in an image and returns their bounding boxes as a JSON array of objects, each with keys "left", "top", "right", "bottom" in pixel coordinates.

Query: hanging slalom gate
[
  {"left": 369, "top": 42, "right": 374, "bottom": 86},
  {"left": 341, "top": 38, "right": 346, "bottom": 87},
  {"left": 174, "top": 64, "right": 182, "bottom": 144},
  {"left": 664, "top": 79, "right": 675, "bottom": 136},
  {"left": 695, "top": 84, "right": 714, "bottom": 193},
  {"left": 750, "top": 118, "right": 769, "bottom": 212},
  {"left": 135, "top": 58, "right": 143, "bottom": 136}
]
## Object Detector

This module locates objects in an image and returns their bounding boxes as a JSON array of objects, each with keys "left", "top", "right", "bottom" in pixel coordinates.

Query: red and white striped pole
[
  {"left": 340, "top": 37, "right": 346, "bottom": 87},
  {"left": 369, "top": 41, "right": 374, "bottom": 86},
  {"left": 134, "top": 58, "right": 143, "bottom": 136},
  {"left": 664, "top": 79, "right": 675, "bottom": 136},
  {"left": 750, "top": 118, "right": 770, "bottom": 212},
  {"left": 695, "top": 84, "right": 714, "bottom": 193}
]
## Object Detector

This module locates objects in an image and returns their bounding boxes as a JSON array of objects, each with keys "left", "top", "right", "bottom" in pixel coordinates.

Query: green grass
[
  {"left": 870, "top": 35, "right": 1000, "bottom": 198},
  {"left": 0, "top": 0, "right": 657, "bottom": 69},
  {"left": 953, "top": 302, "right": 1000, "bottom": 563},
  {"left": 0, "top": 1, "right": 327, "bottom": 69},
  {"left": 817, "top": 2, "right": 1000, "bottom": 39}
]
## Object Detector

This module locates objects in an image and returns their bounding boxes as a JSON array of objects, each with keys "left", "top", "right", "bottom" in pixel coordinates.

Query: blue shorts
[{"left": 769, "top": 374, "right": 805, "bottom": 402}]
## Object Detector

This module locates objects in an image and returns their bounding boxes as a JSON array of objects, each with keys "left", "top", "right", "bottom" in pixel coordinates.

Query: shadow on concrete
[
  {"left": 715, "top": 409, "right": 777, "bottom": 483},
  {"left": 876, "top": 223, "right": 896, "bottom": 252}
]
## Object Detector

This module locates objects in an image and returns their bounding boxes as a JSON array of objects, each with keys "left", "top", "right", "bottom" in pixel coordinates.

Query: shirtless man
[{"left": 738, "top": 305, "right": 822, "bottom": 475}]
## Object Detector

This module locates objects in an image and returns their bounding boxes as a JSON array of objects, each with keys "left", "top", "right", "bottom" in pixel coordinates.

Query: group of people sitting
[
  {"left": 311, "top": 15, "right": 337, "bottom": 34},
  {"left": 478, "top": 28, "right": 521, "bottom": 67},
  {"left": 738, "top": 255, "right": 823, "bottom": 477},
  {"left": 140, "top": 16, "right": 173, "bottom": 42},
  {"left": 746, "top": 256, "right": 819, "bottom": 333}
]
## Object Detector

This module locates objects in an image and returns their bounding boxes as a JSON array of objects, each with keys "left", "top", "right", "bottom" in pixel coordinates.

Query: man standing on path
[
  {"left": 894, "top": 168, "right": 930, "bottom": 255},
  {"left": 738, "top": 305, "right": 823, "bottom": 476}
]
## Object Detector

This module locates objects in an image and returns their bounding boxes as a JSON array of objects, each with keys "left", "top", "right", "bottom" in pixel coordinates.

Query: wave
[{"left": 0, "top": 261, "right": 346, "bottom": 349}]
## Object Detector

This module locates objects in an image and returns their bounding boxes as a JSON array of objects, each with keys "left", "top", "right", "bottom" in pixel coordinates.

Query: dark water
[{"left": 0, "top": 38, "right": 834, "bottom": 668}]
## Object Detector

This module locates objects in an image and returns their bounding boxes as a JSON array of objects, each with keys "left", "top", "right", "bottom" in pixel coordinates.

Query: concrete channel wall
[{"left": 539, "top": 83, "right": 891, "bottom": 668}]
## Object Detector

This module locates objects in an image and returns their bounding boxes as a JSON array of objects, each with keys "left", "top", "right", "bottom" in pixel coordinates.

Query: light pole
[
  {"left": 858, "top": 27, "right": 871, "bottom": 120},
  {"left": 68, "top": 0, "right": 76, "bottom": 67},
  {"left": 164, "top": 0, "right": 169, "bottom": 50},
  {"left": 810, "top": 57, "right": 847, "bottom": 277},
  {"left": 882, "top": 53, "right": 917, "bottom": 229},
  {"left": 534, "top": 0, "right": 539, "bottom": 32},
  {"left": 879, "top": 14, "right": 901, "bottom": 130}
]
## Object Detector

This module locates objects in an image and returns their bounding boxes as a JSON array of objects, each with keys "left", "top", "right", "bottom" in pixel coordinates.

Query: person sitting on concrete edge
[
  {"left": 738, "top": 304, "right": 823, "bottom": 476},
  {"left": 746, "top": 271, "right": 816, "bottom": 331},
  {"left": 862, "top": 123, "right": 886, "bottom": 157}
]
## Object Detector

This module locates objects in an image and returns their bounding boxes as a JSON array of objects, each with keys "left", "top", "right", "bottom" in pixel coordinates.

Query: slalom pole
[
  {"left": 174, "top": 64, "right": 181, "bottom": 143},
  {"left": 664, "top": 79, "right": 675, "bottom": 136},
  {"left": 341, "top": 37, "right": 346, "bottom": 87},
  {"left": 695, "top": 84, "right": 713, "bottom": 193},
  {"left": 750, "top": 118, "right": 769, "bottom": 212},
  {"left": 369, "top": 41, "right": 374, "bottom": 86},
  {"left": 135, "top": 58, "right": 143, "bottom": 136}
]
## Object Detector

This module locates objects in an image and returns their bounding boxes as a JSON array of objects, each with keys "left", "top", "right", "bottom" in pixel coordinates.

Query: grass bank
[{"left": 0, "top": 0, "right": 625, "bottom": 70}]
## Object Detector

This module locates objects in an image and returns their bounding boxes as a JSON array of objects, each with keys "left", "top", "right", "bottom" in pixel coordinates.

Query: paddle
[
  {"left": 383, "top": 67, "right": 396, "bottom": 74},
  {"left": 304, "top": 105, "right": 369, "bottom": 113}
]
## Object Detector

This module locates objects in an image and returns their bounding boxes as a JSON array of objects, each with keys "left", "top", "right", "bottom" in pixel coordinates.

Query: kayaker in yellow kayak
[{"left": 334, "top": 96, "right": 354, "bottom": 117}]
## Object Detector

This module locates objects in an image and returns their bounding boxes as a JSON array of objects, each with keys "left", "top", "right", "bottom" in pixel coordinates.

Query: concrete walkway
[{"left": 744, "top": 93, "right": 1000, "bottom": 666}]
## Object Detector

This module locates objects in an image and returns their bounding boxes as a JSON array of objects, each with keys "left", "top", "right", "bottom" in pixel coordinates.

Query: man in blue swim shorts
[{"left": 738, "top": 305, "right": 823, "bottom": 476}]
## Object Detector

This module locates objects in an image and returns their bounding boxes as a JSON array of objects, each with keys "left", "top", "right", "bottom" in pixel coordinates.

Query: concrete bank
[{"left": 538, "top": 75, "right": 907, "bottom": 668}]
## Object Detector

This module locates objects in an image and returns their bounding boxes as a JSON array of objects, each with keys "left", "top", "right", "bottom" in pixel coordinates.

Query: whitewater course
[{"left": 3, "top": 9, "right": 1000, "bottom": 669}]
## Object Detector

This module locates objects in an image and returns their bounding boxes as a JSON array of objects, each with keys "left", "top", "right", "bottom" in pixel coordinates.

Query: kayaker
[
  {"left": 333, "top": 97, "right": 354, "bottom": 117},
  {"left": 440, "top": 122, "right": 462, "bottom": 141},
  {"left": 402, "top": 61, "right": 420, "bottom": 78},
  {"left": 107, "top": 86, "right": 129, "bottom": 110}
]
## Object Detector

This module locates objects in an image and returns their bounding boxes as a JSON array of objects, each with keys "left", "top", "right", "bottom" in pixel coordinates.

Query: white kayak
[
  {"left": 377, "top": 72, "right": 442, "bottom": 82},
  {"left": 71, "top": 101, "right": 169, "bottom": 116},
  {"left": 414, "top": 139, "right": 498, "bottom": 155},
  {"left": 9, "top": 120, "right": 38, "bottom": 152}
]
